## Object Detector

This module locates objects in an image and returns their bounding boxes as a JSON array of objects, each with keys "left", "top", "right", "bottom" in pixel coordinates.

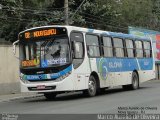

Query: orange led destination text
[
  {"left": 25, "top": 32, "right": 30, "bottom": 39},
  {"left": 33, "top": 29, "right": 57, "bottom": 38},
  {"left": 22, "top": 60, "right": 36, "bottom": 67},
  {"left": 24, "top": 29, "right": 57, "bottom": 39}
]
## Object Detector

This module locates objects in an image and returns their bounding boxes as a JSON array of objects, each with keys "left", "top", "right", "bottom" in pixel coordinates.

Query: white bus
[{"left": 13, "top": 25, "right": 155, "bottom": 99}]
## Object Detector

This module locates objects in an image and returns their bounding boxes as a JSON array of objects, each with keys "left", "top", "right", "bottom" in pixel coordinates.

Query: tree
[
  {"left": 69, "top": 0, "right": 119, "bottom": 31},
  {"left": 110, "top": 0, "right": 160, "bottom": 31},
  {"left": 0, "top": 0, "right": 160, "bottom": 42},
  {"left": 0, "top": 0, "right": 64, "bottom": 42}
]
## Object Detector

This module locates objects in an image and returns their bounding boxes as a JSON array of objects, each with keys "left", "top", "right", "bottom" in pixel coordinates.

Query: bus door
[
  {"left": 71, "top": 32, "right": 89, "bottom": 90},
  {"left": 86, "top": 34, "right": 108, "bottom": 87},
  {"left": 85, "top": 34, "right": 100, "bottom": 72}
]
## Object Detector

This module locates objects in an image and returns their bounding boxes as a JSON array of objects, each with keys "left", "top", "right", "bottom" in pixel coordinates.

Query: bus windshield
[{"left": 19, "top": 37, "right": 70, "bottom": 68}]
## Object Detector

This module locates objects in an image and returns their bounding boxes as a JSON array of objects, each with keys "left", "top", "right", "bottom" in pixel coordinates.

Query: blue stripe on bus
[
  {"left": 50, "top": 65, "right": 72, "bottom": 79},
  {"left": 138, "top": 58, "right": 153, "bottom": 70},
  {"left": 96, "top": 58, "right": 153, "bottom": 80},
  {"left": 23, "top": 65, "right": 72, "bottom": 80}
]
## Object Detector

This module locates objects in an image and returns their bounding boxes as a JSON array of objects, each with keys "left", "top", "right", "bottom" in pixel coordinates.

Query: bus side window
[
  {"left": 125, "top": 39, "right": 134, "bottom": 58},
  {"left": 143, "top": 41, "right": 152, "bottom": 58},
  {"left": 102, "top": 36, "right": 113, "bottom": 57},
  {"left": 86, "top": 34, "right": 100, "bottom": 57},
  {"left": 113, "top": 38, "right": 124, "bottom": 58},
  {"left": 135, "top": 40, "right": 143, "bottom": 58}
]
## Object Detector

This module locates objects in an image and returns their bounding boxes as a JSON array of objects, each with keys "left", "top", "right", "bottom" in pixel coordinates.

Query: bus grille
[
  {"left": 28, "top": 86, "right": 56, "bottom": 91},
  {"left": 27, "top": 78, "right": 57, "bottom": 82}
]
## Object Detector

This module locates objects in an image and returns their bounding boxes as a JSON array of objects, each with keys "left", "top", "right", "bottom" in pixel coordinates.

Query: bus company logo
[
  {"left": 39, "top": 75, "right": 42, "bottom": 79},
  {"left": 97, "top": 58, "right": 108, "bottom": 80}
]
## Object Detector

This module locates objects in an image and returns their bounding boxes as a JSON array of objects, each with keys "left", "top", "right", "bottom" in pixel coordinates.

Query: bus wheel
[
  {"left": 131, "top": 72, "right": 139, "bottom": 90},
  {"left": 83, "top": 75, "right": 97, "bottom": 97},
  {"left": 44, "top": 93, "right": 57, "bottom": 100},
  {"left": 123, "top": 72, "right": 139, "bottom": 90}
]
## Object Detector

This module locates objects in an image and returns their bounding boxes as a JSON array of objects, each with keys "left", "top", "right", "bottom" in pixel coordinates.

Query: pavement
[
  {"left": 0, "top": 80, "right": 159, "bottom": 120},
  {"left": 0, "top": 93, "right": 43, "bottom": 102},
  {"left": 0, "top": 79, "right": 159, "bottom": 103}
]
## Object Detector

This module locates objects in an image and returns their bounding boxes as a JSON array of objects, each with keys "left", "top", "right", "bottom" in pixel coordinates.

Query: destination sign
[
  {"left": 25, "top": 29, "right": 57, "bottom": 39},
  {"left": 19, "top": 27, "right": 67, "bottom": 40},
  {"left": 22, "top": 59, "right": 40, "bottom": 67}
]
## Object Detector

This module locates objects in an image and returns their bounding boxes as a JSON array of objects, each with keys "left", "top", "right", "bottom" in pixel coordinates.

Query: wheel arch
[
  {"left": 133, "top": 70, "right": 139, "bottom": 80},
  {"left": 133, "top": 69, "right": 139, "bottom": 86},
  {"left": 90, "top": 71, "right": 100, "bottom": 89}
]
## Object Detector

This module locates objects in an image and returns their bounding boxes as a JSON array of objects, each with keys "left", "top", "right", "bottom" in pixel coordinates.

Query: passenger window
[
  {"left": 102, "top": 37, "right": 113, "bottom": 57},
  {"left": 125, "top": 39, "right": 134, "bottom": 57},
  {"left": 143, "top": 41, "right": 152, "bottom": 58},
  {"left": 113, "top": 38, "right": 124, "bottom": 57},
  {"left": 135, "top": 40, "right": 143, "bottom": 58},
  {"left": 86, "top": 34, "right": 100, "bottom": 57}
]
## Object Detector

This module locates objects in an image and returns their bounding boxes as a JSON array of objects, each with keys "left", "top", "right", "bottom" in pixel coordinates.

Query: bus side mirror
[{"left": 13, "top": 40, "right": 19, "bottom": 59}]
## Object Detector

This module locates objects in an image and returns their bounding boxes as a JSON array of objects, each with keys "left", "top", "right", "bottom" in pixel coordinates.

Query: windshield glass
[{"left": 19, "top": 37, "right": 70, "bottom": 68}]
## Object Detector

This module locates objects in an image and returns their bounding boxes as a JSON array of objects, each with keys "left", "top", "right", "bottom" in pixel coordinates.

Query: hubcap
[
  {"left": 133, "top": 75, "right": 138, "bottom": 88},
  {"left": 88, "top": 80, "right": 96, "bottom": 95}
]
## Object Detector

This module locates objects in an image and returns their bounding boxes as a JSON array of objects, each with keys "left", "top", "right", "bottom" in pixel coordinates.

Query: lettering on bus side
[{"left": 109, "top": 62, "right": 122, "bottom": 69}]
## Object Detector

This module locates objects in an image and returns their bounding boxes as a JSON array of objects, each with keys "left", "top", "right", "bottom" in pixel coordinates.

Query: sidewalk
[{"left": 0, "top": 93, "right": 43, "bottom": 102}]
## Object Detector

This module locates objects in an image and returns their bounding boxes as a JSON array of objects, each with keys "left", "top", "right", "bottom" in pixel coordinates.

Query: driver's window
[
  {"left": 70, "top": 32, "right": 84, "bottom": 59},
  {"left": 74, "top": 42, "right": 83, "bottom": 58},
  {"left": 70, "top": 32, "right": 84, "bottom": 69}
]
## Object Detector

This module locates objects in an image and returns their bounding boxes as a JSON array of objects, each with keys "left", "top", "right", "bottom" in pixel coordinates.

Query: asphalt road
[{"left": 0, "top": 80, "right": 160, "bottom": 120}]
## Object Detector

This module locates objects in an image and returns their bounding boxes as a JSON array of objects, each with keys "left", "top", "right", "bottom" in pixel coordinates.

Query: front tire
[{"left": 83, "top": 75, "right": 97, "bottom": 97}]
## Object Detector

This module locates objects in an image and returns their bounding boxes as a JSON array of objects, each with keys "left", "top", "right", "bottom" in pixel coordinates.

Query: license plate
[{"left": 37, "top": 85, "right": 46, "bottom": 89}]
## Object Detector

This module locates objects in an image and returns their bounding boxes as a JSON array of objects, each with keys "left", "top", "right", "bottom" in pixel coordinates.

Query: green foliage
[
  {"left": 69, "top": 0, "right": 117, "bottom": 30},
  {"left": 0, "top": 0, "right": 160, "bottom": 42},
  {"left": 0, "top": 0, "right": 64, "bottom": 42}
]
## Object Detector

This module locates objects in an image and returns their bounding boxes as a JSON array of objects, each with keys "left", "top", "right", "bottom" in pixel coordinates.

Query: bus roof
[
  {"left": 66, "top": 25, "right": 150, "bottom": 41},
  {"left": 19, "top": 25, "right": 151, "bottom": 41}
]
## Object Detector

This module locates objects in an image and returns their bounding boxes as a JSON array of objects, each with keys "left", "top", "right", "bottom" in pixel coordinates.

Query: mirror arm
[
  {"left": 71, "top": 41, "right": 75, "bottom": 58},
  {"left": 12, "top": 40, "right": 19, "bottom": 59}
]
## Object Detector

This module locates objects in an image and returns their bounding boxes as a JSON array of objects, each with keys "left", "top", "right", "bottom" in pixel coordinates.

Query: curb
[{"left": 0, "top": 94, "right": 43, "bottom": 103}]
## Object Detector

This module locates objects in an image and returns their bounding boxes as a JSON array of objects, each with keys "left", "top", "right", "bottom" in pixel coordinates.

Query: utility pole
[
  {"left": 0, "top": 4, "right": 2, "bottom": 10},
  {"left": 64, "top": 0, "right": 69, "bottom": 25}
]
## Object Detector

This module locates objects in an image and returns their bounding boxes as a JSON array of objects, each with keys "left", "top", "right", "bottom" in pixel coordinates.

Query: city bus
[{"left": 13, "top": 25, "right": 155, "bottom": 100}]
